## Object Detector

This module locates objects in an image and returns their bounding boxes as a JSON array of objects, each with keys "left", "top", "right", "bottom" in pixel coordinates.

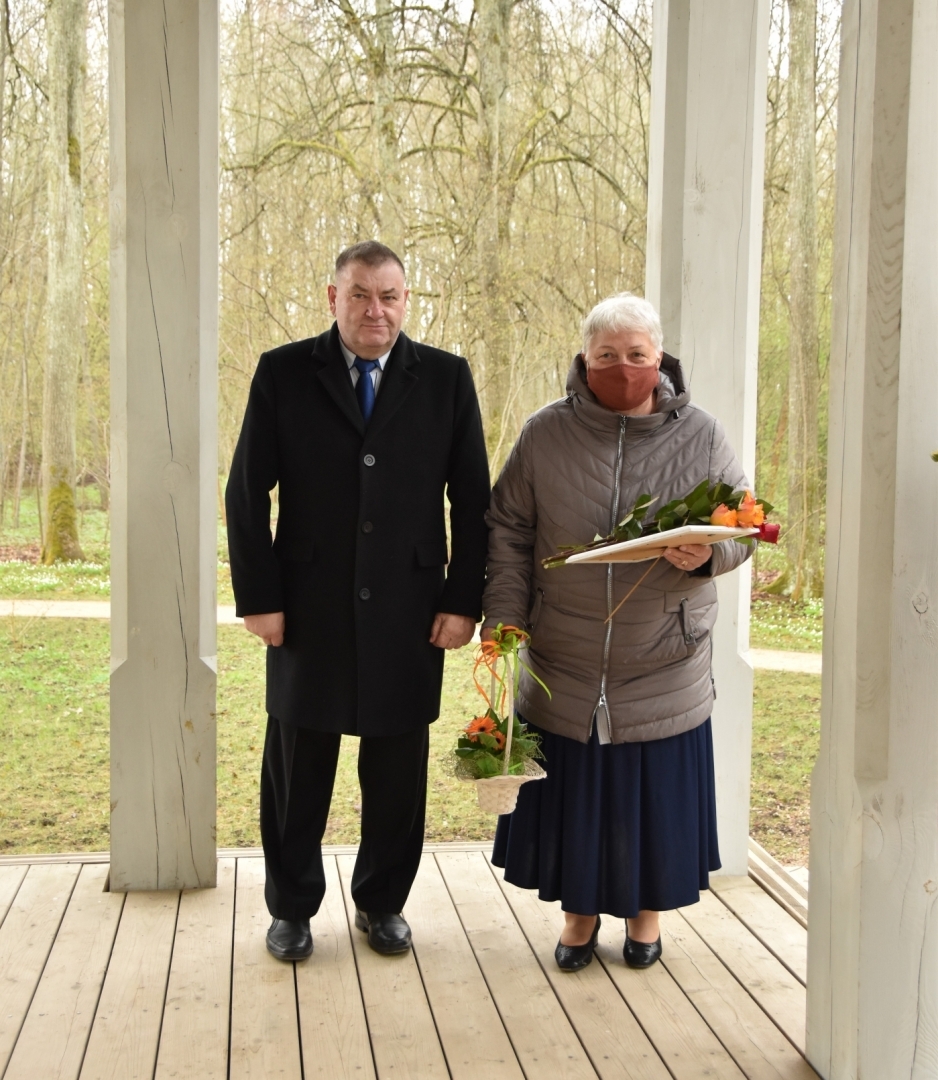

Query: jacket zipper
[{"left": 593, "top": 415, "right": 627, "bottom": 744}]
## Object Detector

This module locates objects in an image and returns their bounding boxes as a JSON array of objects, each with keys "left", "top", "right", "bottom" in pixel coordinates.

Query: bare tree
[
  {"left": 784, "top": 0, "right": 821, "bottom": 597},
  {"left": 40, "top": 0, "right": 85, "bottom": 561}
]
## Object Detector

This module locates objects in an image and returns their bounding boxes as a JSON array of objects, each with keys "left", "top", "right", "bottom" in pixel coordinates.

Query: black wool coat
[{"left": 225, "top": 324, "right": 491, "bottom": 736}]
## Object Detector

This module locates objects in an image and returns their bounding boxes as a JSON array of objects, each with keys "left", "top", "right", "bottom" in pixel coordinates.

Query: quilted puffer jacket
[{"left": 482, "top": 352, "right": 752, "bottom": 744}]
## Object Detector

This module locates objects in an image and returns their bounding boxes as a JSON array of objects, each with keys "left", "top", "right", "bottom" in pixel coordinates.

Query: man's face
[{"left": 328, "top": 260, "right": 409, "bottom": 359}]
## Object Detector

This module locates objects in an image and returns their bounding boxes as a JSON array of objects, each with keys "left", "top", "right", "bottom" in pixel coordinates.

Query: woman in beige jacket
[{"left": 484, "top": 293, "right": 752, "bottom": 971}]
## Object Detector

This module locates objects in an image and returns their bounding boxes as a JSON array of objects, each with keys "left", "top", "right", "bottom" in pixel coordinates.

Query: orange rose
[
  {"left": 710, "top": 504, "right": 738, "bottom": 527},
  {"left": 735, "top": 491, "right": 765, "bottom": 527}
]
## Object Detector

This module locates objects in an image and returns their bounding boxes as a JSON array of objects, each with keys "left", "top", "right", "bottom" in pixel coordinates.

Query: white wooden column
[
  {"left": 108, "top": 0, "right": 218, "bottom": 890},
  {"left": 807, "top": 1, "right": 938, "bottom": 1076},
  {"left": 645, "top": 0, "right": 769, "bottom": 875}
]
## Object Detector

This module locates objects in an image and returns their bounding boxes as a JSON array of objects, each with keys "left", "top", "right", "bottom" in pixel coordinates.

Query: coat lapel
[
  {"left": 314, "top": 325, "right": 365, "bottom": 437},
  {"left": 364, "top": 333, "right": 420, "bottom": 441}
]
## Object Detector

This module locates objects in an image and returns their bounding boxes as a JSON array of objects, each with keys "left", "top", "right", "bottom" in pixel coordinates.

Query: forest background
[{"left": 0, "top": 0, "right": 839, "bottom": 595}]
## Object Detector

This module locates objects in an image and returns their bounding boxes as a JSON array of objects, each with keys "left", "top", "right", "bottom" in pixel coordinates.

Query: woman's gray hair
[{"left": 581, "top": 293, "right": 663, "bottom": 353}]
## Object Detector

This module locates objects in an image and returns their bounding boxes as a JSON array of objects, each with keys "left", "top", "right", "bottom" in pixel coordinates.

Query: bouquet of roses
[
  {"left": 543, "top": 480, "right": 779, "bottom": 569},
  {"left": 454, "top": 623, "right": 549, "bottom": 814}
]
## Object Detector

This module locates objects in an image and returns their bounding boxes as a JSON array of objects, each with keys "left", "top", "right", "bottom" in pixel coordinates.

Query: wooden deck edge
[
  {"left": 748, "top": 839, "right": 809, "bottom": 928},
  {"left": 0, "top": 840, "right": 494, "bottom": 867}
]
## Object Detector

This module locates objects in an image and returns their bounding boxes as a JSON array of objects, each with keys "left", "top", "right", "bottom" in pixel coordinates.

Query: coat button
[
  {"left": 359, "top": 588, "right": 371, "bottom": 600},
  {"left": 362, "top": 521, "right": 373, "bottom": 533},
  {"left": 363, "top": 453, "right": 376, "bottom": 466}
]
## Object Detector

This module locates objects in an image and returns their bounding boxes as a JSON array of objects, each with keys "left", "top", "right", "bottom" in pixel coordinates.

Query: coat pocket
[{"left": 415, "top": 540, "right": 449, "bottom": 567}]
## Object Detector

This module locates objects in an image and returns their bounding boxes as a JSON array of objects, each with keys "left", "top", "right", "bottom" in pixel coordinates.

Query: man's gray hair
[{"left": 581, "top": 293, "right": 663, "bottom": 353}]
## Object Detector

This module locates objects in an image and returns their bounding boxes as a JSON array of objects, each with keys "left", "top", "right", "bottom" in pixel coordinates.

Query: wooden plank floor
[{"left": 0, "top": 847, "right": 820, "bottom": 1080}]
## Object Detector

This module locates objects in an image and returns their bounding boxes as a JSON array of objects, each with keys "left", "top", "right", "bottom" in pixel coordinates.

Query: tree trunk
[
  {"left": 0, "top": 0, "right": 7, "bottom": 526},
  {"left": 13, "top": 350, "right": 28, "bottom": 529},
  {"left": 336, "top": 0, "right": 406, "bottom": 254},
  {"left": 476, "top": 0, "right": 514, "bottom": 460},
  {"left": 372, "top": 0, "right": 405, "bottom": 255},
  {"left": 41, "top": 0, "right": 86, "bottom": 563},
  {"left": 785, "top": 0, "right": 820, "bottom": 599}
]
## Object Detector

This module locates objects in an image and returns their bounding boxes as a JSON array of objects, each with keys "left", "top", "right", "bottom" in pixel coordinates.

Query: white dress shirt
[{"left": 339, "top": 337, "right": 391, "bottom": 397}]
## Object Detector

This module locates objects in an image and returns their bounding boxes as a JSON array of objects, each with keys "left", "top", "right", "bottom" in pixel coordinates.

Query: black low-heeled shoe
[
  {"left": 624, "top": 934, "right": 662, "bottom": 969},
  {"left": 555, "top": 915, "right": 601, "bottom": 972}
]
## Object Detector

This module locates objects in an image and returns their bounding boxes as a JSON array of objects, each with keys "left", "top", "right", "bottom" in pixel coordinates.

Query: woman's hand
[{"left": 663, "top": 544, "right": 712, "bottom": 573}]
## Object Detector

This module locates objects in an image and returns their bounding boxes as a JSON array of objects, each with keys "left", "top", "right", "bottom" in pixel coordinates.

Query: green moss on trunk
[{"left": 42, "top": 480, "right": 84, "bottom": 563}]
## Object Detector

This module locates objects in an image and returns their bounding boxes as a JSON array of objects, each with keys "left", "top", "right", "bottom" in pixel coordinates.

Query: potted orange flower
[{"left": 454, "top": 623, "right": 548, "bottom": 814}]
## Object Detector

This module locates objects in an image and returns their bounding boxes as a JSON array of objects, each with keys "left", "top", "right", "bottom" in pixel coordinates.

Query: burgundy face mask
[{"left": 585, "top": 360, "right": 660, "bottom": 413}]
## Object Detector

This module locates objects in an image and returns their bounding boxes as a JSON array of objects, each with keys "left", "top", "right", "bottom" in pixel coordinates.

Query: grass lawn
[
  {"left": 0, "top": 502, "right": 235, "bottom": 604},
  {"left": 0, "top": 616, "right": 819, "bottom": 866},
  {"left": 1, "top": 499, "right": 823, "bottom": 651},
  {"left": 0, "top": 618, "right": 493, "bottom": 855},
  {"left": 748, "top": 670, "right": 819, "bottom": 865},
  {"left": 749, "top": 597, "right": 823, "bottom": 653}
]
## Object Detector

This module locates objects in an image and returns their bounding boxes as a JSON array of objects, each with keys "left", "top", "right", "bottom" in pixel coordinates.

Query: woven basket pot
[{"left": 475, "top": 761, "right": 546, "bottom": 814}]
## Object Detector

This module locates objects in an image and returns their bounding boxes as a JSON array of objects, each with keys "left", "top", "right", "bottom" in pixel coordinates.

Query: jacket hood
[{"left": 565, "top": 351, "right": 691, "bottom": 431}]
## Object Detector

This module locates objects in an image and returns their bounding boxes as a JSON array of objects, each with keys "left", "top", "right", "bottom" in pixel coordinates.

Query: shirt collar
[{"left": 338, "top": 336, "right": 391, "bottom": 370}]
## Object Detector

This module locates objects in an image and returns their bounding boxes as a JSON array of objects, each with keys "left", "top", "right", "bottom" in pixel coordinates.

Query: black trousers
[{"left": 260, "top": 715, "right": 429, "bottom": 921}]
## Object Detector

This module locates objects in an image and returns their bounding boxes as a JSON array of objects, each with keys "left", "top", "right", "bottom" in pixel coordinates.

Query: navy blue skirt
[{"left": 491, "top": 717, "right": 720, "bottom": 918}]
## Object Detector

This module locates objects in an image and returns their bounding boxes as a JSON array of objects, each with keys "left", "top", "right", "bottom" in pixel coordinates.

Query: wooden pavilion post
[
  {"left": 807, "top": 1, "right": 938, "bottom": 1076},
  {"left": 108, "top": 0, "right": 219, "bottom": 890},
  {"left": 645, "top": 0, "right": 769, "bottom": 875}
]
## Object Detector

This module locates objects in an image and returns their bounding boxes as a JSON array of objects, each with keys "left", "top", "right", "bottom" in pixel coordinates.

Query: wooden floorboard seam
[
  {"left": 70, "top": 886, "right": 127, "bottom": 1080},
  {"left": 708, "top": 885, "right": 806, "bottom": 988},
  {"left": 292, "top": 963, "right": 307, "bottom": 1080},
  {"left": 333, "top": 856, "right": 382, "bottom": 1080},
  {"left": 676, "top": 906, "right": 810, "bottom": 1063},
  {"left": 0, "top": 867, "right": 28, "bottom": 933},
  {"left": 428, "top": 853, "right": 525, "bottom": 1079},
  {"left": 226, "top": 858, "right": 240, "bottom": 1080},
  {"left": 0, "top": 864, "right": 82, "bottom": 1079},
  {"left": 590, "top": 949, "right": 705, "bottom": 1080},
  {"left": 149, "top": 882, "right": 185, "bottom": 1080},
  {"left": 409, "top": 933, "right": 457, "bottom": 1080},
  {"left": 656, "top": 944, "right": 764, "bottom": 1080},
  {"left": 481, "top": 854, "right": 647, "bottom": 1080}
]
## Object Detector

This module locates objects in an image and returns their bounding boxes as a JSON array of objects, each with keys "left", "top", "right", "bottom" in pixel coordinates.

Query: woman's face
[
  {"left": 582, "top": 329, "right": 662, "bottom": 416},
  {"left": 583, "top": 328, "right": 660, "bottom": 370}
]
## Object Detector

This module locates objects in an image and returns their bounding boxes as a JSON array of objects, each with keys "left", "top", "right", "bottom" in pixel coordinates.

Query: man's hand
[
  {"left": 663, "top": 544, "right": 712, "bottom": 573},
  {"left": 430, "top": 613, "right": 476, "bottom": 650},
  {"left": 243, "top": 611, "right": 285, "bottom": 646}
]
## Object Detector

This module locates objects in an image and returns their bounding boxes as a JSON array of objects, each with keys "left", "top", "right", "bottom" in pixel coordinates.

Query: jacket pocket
[
  {"left": 415, "top": 540, "right": 449, "bottom": 567},
  {"left": 527, "top": 587, "right": 545, "bottom": 631},
  {"left": 664, "top": 589, "right": 712, "bottom": 656},
  {"left": 275, "top": 538, "right": 315, "bottom": 563}
]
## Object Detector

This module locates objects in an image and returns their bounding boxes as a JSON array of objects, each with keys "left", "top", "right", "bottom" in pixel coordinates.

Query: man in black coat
[{"left": 226, "top": 242, "right": 490, "bottom": 960}]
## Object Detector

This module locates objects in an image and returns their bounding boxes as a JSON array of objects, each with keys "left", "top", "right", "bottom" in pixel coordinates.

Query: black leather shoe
[
  {"left": 624, "top": 934, "right": 662, "bottom": 969},
  {"left": 266, "top": 918, "right": 313, "bottom": 961},
  {"left": 555, "top": 915, "right": 601, "bottom": 972},
  {"left": 354, "top": 909, "right": 412, "bottom": 954}
]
